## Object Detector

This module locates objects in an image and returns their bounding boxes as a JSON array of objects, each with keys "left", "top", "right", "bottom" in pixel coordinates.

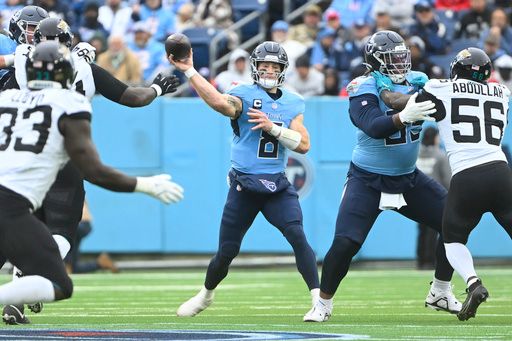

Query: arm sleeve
[
  {"left": 90, "top": 63, "right": 128, "bottom": 103},
  {"left": 349, "top": 94, "right": 400, "bottom": 139}
]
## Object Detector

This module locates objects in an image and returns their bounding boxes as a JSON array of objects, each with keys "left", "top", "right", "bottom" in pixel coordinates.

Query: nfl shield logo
[{"left": 259, "top": 179, "right": 277, "bottom": 192}]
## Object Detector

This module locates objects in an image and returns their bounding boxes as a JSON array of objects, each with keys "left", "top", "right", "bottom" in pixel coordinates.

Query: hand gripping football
[{"left": 165, "top": 33, "right": 191, "bottom": 61}]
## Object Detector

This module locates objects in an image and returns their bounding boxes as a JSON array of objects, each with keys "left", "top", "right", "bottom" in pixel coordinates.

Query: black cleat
[
  {"left": 27, "top": 302, "right": 43, "bottom": 314},
  {"left": 457, "top": 280, "right": 489, "bottom": 321},
  {"left": 2, "top": 304, "right": 30, "bottom": 325}
]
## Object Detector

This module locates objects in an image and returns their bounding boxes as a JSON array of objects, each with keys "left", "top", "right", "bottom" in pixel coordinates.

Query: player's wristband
[
  {"left": 150, "top": 84, "right": 162, "bottom": 97},
  {"left": 268, "top": 124, "right": 301, "bottom": 150},
  {"left": 268, "top": 124, "right": 282, "bottom": 137},
  {"left": 184, "top": 67, "right": 197, "bottom": 79},
  {"left": 3, "top": 54, "right": 14, "bottom": 67}
]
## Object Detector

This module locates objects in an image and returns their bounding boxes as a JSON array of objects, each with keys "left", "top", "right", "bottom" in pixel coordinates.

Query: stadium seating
[
  {"left": 182, "top": 27, "right": 221, "bottom": 70},
  {"left": 231, "top": 0, "right": 268, "bottom": 43}
]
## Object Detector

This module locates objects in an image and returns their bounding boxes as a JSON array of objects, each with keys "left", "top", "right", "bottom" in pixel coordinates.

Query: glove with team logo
[
  {"left": 398, "top": 93, "right": 436, "bottom": 123},
  {"left": 151, "top": 73, "right": 180, "bottom": 96},
  {"left": 135, "top": 174, "right": 184, "bottom": 204},
  {"left": 409, "top": 73, "right": 429, "bottom": 89},
  {"left": 371, "top": 71, "right": 394, "bottom": 94},
  {"left": 72, "top": 42, "right": 96, "bottom": 64}
]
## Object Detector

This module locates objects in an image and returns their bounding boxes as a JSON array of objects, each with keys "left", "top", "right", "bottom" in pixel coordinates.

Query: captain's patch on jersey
[{"left": 253, "top": 99, "right": 262, "bottom": 109}]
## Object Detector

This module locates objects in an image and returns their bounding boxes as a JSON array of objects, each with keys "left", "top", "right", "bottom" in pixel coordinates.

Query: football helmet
[
  {"left": 450, "top": 47, "right": 492, "bottom": 83},
  {"left": 250, "top": 41, "right": 289, "bottom": 89},
  {"left": 364, "top": 30, "right": 411, "bottom": 83},
  {"left": 9, "top": 5, "right": 49, "bottom": 45},
  {"left": 26, "top": 41, "right": 75, "bottom": 90},
  {"left": 34, "top": 17, "right": 74, "bottom": 48}
]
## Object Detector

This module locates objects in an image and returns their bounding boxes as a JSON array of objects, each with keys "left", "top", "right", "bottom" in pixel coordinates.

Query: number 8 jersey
[
  {"left": 422, "top": 79, "right": 510, "bottom": 175},
  {"left": 0, "top": 88, "right": 91, "bottom": 210}
]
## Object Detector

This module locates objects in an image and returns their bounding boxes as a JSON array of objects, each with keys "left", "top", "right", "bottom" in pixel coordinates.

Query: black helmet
[
  {"left": 34, "top": 17, "right": 74, "bottom": 48},
  {"left": 26, "top": 41, "right": 75, "bottom": 90},
  {"left": 9, "top": 6, "right": 49, "bottom": 44},
  {"left": 364, "top": 30, "right": 411, "bottom": 83},
  {"left": 450, "top": 47, "right": 492, "bottom": 83},
  {"left": 250, "top": 41, "right": 289, "bottom": 89}
]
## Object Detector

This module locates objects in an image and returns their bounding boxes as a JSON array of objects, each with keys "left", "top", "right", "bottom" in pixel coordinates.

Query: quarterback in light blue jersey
[
  {"left": 305, "top": 31, "right": 462, "bottom": 322},
  {"left": 170, "top": 41, "right": 320, "bottom": 318}
]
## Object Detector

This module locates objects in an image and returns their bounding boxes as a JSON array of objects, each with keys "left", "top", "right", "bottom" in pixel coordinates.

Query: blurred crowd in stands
[{"left": 2, "top": 0, "right": 511, "bottom": 96}]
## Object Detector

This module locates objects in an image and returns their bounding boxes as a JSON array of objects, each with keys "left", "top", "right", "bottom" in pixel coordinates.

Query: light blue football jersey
[
  {"left": 348, "top": 71, "right": 427, "bottom": 176},
  {"left": 228, "top": 84, "right": 304, "bottom": 174}
]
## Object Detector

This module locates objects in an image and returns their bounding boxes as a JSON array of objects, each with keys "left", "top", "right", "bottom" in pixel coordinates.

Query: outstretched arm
[{"left": 168, "top": 50, "right": 242, "bottom": 118}]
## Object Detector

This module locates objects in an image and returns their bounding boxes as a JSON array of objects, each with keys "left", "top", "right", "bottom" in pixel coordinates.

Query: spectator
[
  {"left": 270, "top": 20, "right": 307, "bottom": 78},
  {"left": 454, "top": 0, "right": 491, "bottom": 40},
  {"left": 408, "top": 35, "right": 445, "bottom": 78},
  {"left": 328, "top": 0, "right": 374, "bottom": 28},
  {"left": 415, "top": 127, "right": 451, "bottom": 270},
  {"left": 493, "top": 54, "right": 512, "bottom": 91},
  {"left": 407, "top": 0, "right": 450, "bottom": 55},
  {"left": 34, "top": 0, "right": 76, "bottom": 28},
  {"left": 323, "top": 67, "right": 340, "bottom": 96},
  {"left": 479, "top": 8, "right": 512, "bottom": 56},
  {"left": 214, "top": 48, "right": 252, "bottom": 92},
  {"left": 78, "top": 0, "right": 108, "bottom": 43},
  {"left": 339, "top": 59, "right": 367, "bottom": 97},
  {"left": 285, "top": 54, "right": 325, "bottom": 97},
  {"left": 372, "top": 5, "right": 402, "bottom": 34},
  {"left": 334, "top": 19, "right": 371, "bottom": 73},
  {"left": 96, "top": 34, "right": 142, "bottom": 85},
  {"left": 371, "top": 0, "right": 415, "bottom": 28},
  {"left": 0, "top": 0, "right": 24, "bottom": 31},
  {"left": 133, "top": 0, "right": 175, "bottom": 42},
  {"left": 65, "top": 201, "right": 119, "bottom": 274},
  {"left": 88, "top": 31, "right": 107, "bottom": 56},
  {"left": 98, "top": 0, "right": 133, "bottom": 37},
  {"left": 128, "top": 21, "right": 168, "bottom": 85},
  {"left": 311, "top": 27, "right": 338, "bottom": 71},
  {"left": 324, "top": 9, "right": 349, "bottom": 41},
  {"left": 482, "top": 33, "right": 506, "bottom": 63},
  {"left": 194, "top": 0, "right": 238, "bottom": 50},
  {"left": 288, "top": 4, "right": 322, "bottom": 48},
  {"left": 174, "top": 1, "right": 194, "bottom": 33}
]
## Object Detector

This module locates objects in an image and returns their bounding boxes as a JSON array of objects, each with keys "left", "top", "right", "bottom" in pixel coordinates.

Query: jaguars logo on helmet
[
  {"left": 450, "top": 47, "right": 492, "bottom": 83},
  {"left": 250, "top": 41, "right": 289, "bottom": 89},
  {"left": 8, "top": 5, "right": 49, "bottom": 44},
  {"left": 34, "top": 17, "right": 74, "bottom": 48}
]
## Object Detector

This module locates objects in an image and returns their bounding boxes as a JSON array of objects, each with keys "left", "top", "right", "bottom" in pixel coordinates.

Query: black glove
[{"left": 151, "top": 73, "right": 180, "bottom": 96}]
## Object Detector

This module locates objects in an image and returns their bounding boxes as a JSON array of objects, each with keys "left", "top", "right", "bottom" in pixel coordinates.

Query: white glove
[
  {"left": 398, "top": 93, "right": 436, "bottom": 124},
  {"left": 72, "top": 42, "right": 96, "bottom": 64},
  {"left": 135, "top": 174, "right": 184, "bottom": 204}
]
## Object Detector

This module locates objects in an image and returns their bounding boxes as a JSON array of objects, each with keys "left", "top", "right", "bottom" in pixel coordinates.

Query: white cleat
[
  {"left": 176, "top": 290, "right": 214, "bottom": 317},
  {"left": 425, "top": 285, "right": 462, "bottom": 314},
  {"left": 303, "top": 301, "right": 332, "bottom": 322}
]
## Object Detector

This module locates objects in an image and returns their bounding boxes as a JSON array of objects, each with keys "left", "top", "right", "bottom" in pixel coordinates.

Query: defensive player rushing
[
  {"left": 1, "top": 14, "right": 180, "bottom": 324},
  {"left": 169, "top": 41, "right": 320, "bottom": 317},
  {"left": 0, "top": 41, "right": 183, "bottom": 323},
  {"left": 377, "top": 47, "right": 511, "bottom": 321},
  {"left": 303, "top": 31, "right": 461, "bottom": 322}
]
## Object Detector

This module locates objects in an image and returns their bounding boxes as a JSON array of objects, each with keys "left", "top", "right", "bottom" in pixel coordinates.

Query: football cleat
[
  {"left": 27, "top": 302, "right": 43, "bottom": 314},
  {"left": 457, "top": 280, "right": 489, "bottom": 321},
  {"left": 2, "top": 304, "right": 30, "bottom": 325},
  {"left": 425, "top": 282, "right": 462, "bottom": 314},
  {"left": 303, "top": 301, "right": 332, "bottom": 322},
  {"left": 176, "top": 290, "right": 214, "bottom": 317}
]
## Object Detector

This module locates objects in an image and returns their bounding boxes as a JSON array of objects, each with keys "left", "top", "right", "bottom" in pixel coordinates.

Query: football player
[
  {"left": 1, "top": 16, "right": 180, "bottom": 324},
  {"left": 377, "top": 47, "right": 511, "bottom": 321},
  {"left": 170, "top": 41, "right": 320, "bottom": 317},
  {"left": 303, "top": 31, "right": 461, "bottom": 322},
  {"left": 0, "top": 41, "right": 183, "bottom": 324}
]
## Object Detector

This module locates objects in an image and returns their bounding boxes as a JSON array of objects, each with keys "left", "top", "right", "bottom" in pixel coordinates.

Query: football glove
[
  {"left": 398, "top": 93, "right": 436, "bottom": 123},
  {"left": 371, "top": 71, "right": 394, "bottom": 94},
  {"left": 72, "top": 42, "right": 96, "bottom": 64},
  {"left": 135, "top": 174, "right": 184, "bottom": 204},
  {"left": 151, "top": 73, "right": 180, "bottom": 96},
  {"left": 409, "top": 73, "right": 429, "bottom": 88}
]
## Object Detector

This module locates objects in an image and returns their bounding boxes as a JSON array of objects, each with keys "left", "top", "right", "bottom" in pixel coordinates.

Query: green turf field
[{"left": 1, "top": 267, "right": 510, "bottom": 340}]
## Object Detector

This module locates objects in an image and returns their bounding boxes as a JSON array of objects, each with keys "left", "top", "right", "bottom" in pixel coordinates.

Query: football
[{"left": 165, "top": 33, "right": 191, "bottom": 61}]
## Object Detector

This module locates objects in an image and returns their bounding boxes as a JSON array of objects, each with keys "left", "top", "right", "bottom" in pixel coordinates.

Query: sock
[
  {"left": 444, "top": 242, "right": 477, "bottom": 284},
  {"left": 467, "top": 276, "right": 480, "bottom": 289},
  {"left": 0, "top": 275, "right": 55, "bottom": 305},
  {"left": 431, "top": 278, "right": 451, "bottom": 292},
  {"left": 53, "top": 234, "right": 71, "bottom": 259},
  {"left": 310, "top": 288, "right": 320, "bottom": 305},
  {"left": 318, "top": 297, "right": 333, "bottom": 310},
  {"left": 199, "top": 287, "right": 214, "bottom": 300}
]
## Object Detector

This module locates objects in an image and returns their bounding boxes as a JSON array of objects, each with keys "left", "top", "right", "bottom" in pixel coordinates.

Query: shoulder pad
[{"left": 347, "top": 75, "right": 378, "bottom": 98}]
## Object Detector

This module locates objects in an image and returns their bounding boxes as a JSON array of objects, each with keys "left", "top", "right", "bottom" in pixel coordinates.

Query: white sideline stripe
[
  {"left": 32, "top": 313, "right": 512, "bottom": 318},
  {"left": 74, "top": 283, "right": 281, "bottom": 292}
]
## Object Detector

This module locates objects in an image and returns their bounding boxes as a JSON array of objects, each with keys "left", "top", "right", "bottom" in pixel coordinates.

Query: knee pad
[
  {"left": 218, "top": 241, "right": 240, "bottom": 261},
  {"left": 331, "top": 236, "right": 361, "bottom": 259},
  {"left": 53, "top": 234, "right": 71, "bottom": 259}
]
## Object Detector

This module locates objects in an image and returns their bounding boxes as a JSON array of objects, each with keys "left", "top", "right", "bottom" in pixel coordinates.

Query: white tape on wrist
[
  {"left": 268, "top": 124, "right": 282, "bottom": 137},
  {"left": 135, "top": 177, "right": 152, "bottom": 194},
  {"left": 277, "top": 127, "right": 302, "bottom": 150},
  {"left": 150, "top": 84, "right": 162, "bottom": 97},
  {"left": 3, "top": 54, "right": 14, "bottom": 67},
  {"left": 184, "top": 68, "right": 198, "bottom": 79}
]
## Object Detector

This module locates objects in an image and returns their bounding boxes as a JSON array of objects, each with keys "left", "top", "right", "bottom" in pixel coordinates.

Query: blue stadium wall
[{"left": 83, "top": 96, "right": 512, "bottom": 260}]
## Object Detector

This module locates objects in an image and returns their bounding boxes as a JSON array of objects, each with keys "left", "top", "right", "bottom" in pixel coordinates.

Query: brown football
[{"left": 165, "top": 33, "right": 191, "bottom": 61}]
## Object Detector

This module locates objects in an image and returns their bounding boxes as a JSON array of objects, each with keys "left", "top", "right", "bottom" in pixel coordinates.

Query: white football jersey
[
  {"left": 14, "top": 43, "right": 96, "bottom": 101},
  {"left": 0, "top": 88, "right": 91, "bottom": 210},
  {"left": 424, "top": 79, "right": 510, "bottom": 175}
]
